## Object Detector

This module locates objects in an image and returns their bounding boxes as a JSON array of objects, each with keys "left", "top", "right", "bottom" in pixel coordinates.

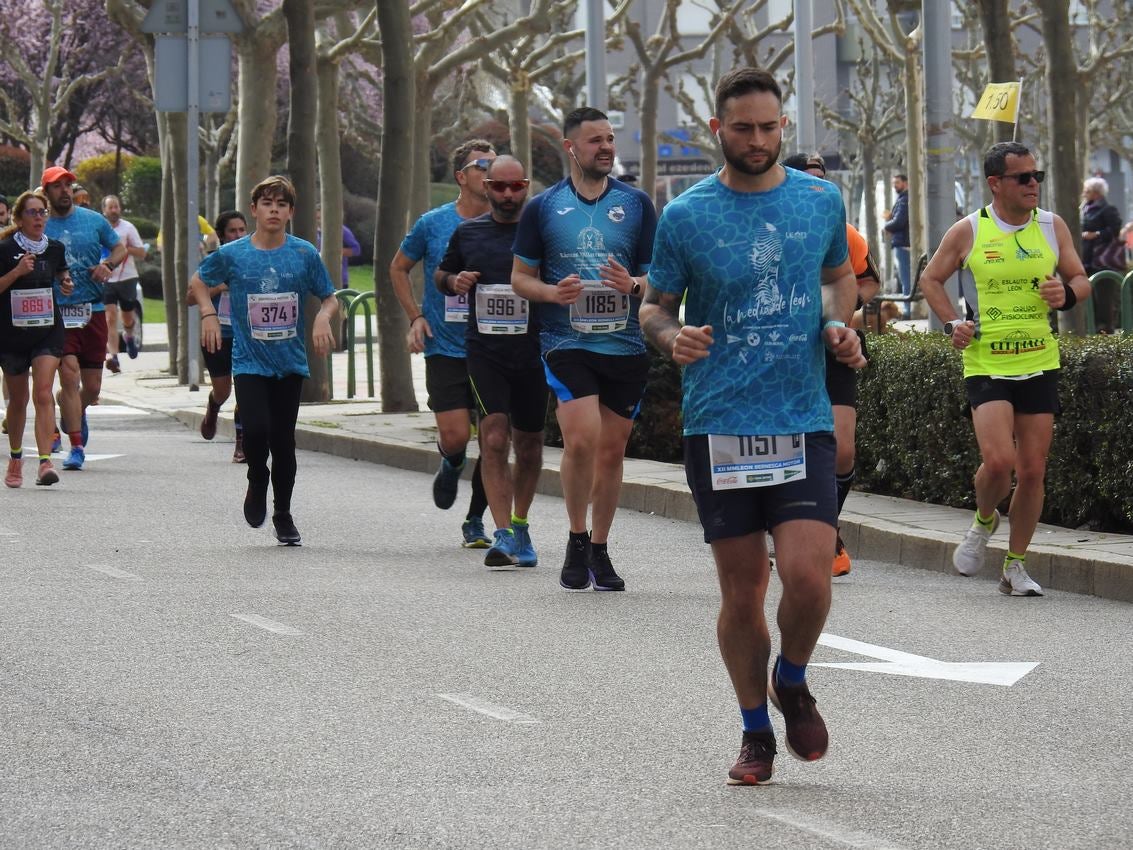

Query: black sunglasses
[{"left": 999, "top": 170, "right": 1045, "bottom": 185}]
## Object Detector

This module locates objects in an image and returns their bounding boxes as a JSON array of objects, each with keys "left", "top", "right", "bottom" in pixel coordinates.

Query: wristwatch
[
  {"left": 944, "top": 320, "right": 965, "bottom": 335},
  {"left": 631, "top": 280, "right": 642, "bottom": 297}
]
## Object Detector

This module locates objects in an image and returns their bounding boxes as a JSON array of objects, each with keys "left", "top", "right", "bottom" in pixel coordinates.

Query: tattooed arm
[{"left": 639, "top": 281, "right": 713, "bottom": 365}]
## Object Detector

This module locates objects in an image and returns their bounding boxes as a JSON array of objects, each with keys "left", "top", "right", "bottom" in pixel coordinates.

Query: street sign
[
  {"left": 154, "top": 35, "right": 232, "bottom": 112},
  {"left": 140, "top": 0, "right": 243, "bottom": 33}
]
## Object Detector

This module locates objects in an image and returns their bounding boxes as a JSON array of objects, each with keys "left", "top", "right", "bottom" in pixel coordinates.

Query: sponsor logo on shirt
[{"left": 607, "top": 205, "right": 625, "bottom": 223}]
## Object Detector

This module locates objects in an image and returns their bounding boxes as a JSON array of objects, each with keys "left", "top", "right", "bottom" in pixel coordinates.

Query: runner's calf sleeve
[{"left": 836, "top": 466, "right": 856, "bottom": 515}]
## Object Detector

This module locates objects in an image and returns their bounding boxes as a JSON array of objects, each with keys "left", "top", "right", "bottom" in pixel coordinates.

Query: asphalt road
[{"left": 1, "top": 404, "right": 1129, "bottom": 849}]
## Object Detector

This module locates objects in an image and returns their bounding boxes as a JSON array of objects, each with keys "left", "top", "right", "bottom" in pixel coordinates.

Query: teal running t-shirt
[
  {"left": 45, "top": 206, "right": 120, "bottom": 312},
  {"left": 197, "top": 234, "right": 335, "bottom": 379},
  {"left": 513, "top": 177, "right": 656, "bottom": 356},
  {"left": 398, "top": 202, "right": 467, "bottom": 359},
  {"left": 649, "top": 169, "right": 848, "bottom": 436}
]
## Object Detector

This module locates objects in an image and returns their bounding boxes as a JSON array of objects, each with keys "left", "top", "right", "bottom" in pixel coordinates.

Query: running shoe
[
  {"left": 461, "top": 516, "right": 490, "bottom": 548},
  {"left": 243, "top": 479, "right": 268, "bottom": 528},
  {"left": 232, "top": 433, "right": 246, "bottom": 464},
  {"left": 51, "top": 427, "right": 61, "bottom": 453},
  {"left": 106, "top": 356, "right": 121, "bottom": 374},
  {"left": 953, "top": 509, "right": 1000, "bottom": 576},
  {"left": 484, "top": 528, "right": 519, "bottom": 568},
  {"left": 560, "top": 535, "right": 591, "bottom": 591},
  {"left": 125, "top": 334, "right": 139, "bottom": 359},
  {"left": 272, "top": 512, "right": 301, "bottom": 545},
  {"left": 999, "top": 559, "right": 1043, "bottom": 597},
  {"left": 726, "top": 730, "right": 777, "bottom": 786},
  {"left": 5, "top": 457, "right": 22, "bottom": 488},
  {"left": 432, "top": 456, "right": 463, "bottom": 510},
  {"left": 35, "top": 460, "right": 59, "bottom": 486},
  {"left": 768, "top": 658, "right": 828, "bottom": 762},
  {"left": 832, "top": 534, "right": 851, "bottom": 577},
  {"left": 512, "top": 524, "right": 538, "bottom": 568},
  {"left": 62, "top": 446, "right": 85, "bottom": 471},
  {"left": 80, "top": 412, "right": 89, "bottom": 448},
  {"left": 589, "top": 545, "right": 625, "bottom": 591},
  {"left": 201, "top": 400, "right": 219, "bottom": 441}
]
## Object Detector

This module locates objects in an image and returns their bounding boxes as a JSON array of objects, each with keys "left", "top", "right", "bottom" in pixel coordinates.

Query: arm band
[
  {"left": 1058, "top": 282, "right": 1077, "bottom": 311},
  {"left": 200, "top": 313, "right": 218, "bottom": 320},
  {"left": 410, "top": 314, "right": 424, "bottom": 325}
]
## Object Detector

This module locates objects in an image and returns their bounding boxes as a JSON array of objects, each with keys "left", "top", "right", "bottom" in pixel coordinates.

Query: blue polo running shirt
[
  {"left": 513, "top": 176, "right": 656, "bottom": 356},
  {"left": 649, "top": 168, "right": 848, "bottom": 436},
  {"left": 197, "top": 234, "right": 335, "bottom": 379},
  {"left": 45, "top": 206, "right": 120, "bottom": 312},
  {"left": 398, "top": 202, "right": 467, "bottom": 359}
]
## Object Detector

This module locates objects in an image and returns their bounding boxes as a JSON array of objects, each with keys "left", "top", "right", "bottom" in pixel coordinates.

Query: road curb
[{"left": 163, "top": 406, "right": 1132, "bottom": 604}]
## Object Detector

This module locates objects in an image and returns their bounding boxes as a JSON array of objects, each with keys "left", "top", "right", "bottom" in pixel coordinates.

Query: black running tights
[{"left": 234, "top": 373, "right": 304, "bottom": 513}]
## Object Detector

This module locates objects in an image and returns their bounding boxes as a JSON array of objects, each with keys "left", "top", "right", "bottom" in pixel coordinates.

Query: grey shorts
[{"left": 103, "top": 278, "right": 140, "bottom": 310}]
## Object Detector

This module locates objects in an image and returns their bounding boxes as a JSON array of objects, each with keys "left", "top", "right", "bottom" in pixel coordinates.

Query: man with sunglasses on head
[
  {"left": 391, "top": 140, "right": 496, "bottom": 550},
  {"left": 512, "top": 107, "right": 657, "bottom": 593},
  {"left": 435, "top": 156, "right": 546, "bottom": 569},
  {"left": 920, "top": 141, "right": 1090, "bottom": 598}
]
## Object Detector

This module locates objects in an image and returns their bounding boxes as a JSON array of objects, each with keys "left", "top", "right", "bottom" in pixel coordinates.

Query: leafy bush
[
  {"left": 75, "top": 152, "right": 134, "bottom": 205},
  {"left": 0, "top": 145, "right": 31, "bottom": 197},
  {"left": 130, "top": 217, "right": 159, "bottom": 240},
  {"left": 121, "top": 156, "right": 162, "bottom": 220}
]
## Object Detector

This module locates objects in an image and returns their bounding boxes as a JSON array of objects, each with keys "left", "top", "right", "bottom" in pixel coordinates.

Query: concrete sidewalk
[{"left": 99, "top": 328, "right": 1133, "bottom": 604}]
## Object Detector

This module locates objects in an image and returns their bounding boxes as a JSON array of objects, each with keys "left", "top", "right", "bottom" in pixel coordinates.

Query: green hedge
[
  {"left": 855, "top": 332, "right": 1133, "bottom": 533},
  {"left": 121, "top": 156, "right": 162, "bottom": 220}
]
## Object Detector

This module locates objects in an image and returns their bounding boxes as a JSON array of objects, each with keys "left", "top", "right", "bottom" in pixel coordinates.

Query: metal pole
[
  {"left": 187, "top": 0, "right": 201, "bottom": 388},
  {"left": 793, "top": 0, "right": 815, "bottom": 153},
  {"left": 923, "top": 0, "right": 957, "bottom": 330},
  {"left": 585, "top": 0, "right": 606, "bottom": 111}
]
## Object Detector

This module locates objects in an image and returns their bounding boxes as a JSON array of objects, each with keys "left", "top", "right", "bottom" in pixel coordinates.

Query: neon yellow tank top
[{"left": 961, "top": 207, "right": 1059, "bottom": 377}]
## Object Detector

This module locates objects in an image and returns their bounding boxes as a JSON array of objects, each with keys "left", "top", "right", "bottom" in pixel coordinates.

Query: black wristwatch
[
  {"left": 631, "top": 280, "right": 642, "bottom": 297},
  {"left": 944, "top": 320, "right": 964, "bottom": 335}
]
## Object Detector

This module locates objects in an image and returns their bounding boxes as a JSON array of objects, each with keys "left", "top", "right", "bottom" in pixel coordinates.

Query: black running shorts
[
  {"left": 468, "top": 353, "right": 548, "bottom": 433},
  {"left": 965, "top": 370, "right": 1060, "bottom": 415},
  {"left": 201, "top": 337, "right": 233, "bottom": 379},
  {"left": 543, "top": 349, "right": 649, "bottom": 420},
  {"left": 425, "top": 354, "right": 474, "bottom": 413}
]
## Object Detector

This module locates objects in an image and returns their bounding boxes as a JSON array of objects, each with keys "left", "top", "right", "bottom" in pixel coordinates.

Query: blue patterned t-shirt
[
  {"left": 398, "top": 202, "right": 467, "bottom": 359},
  {"left": 649, "top": 169, "right": 848, "bottom": 436},
  {"left": 513, "top": 177, "right": 656, "bottom": 356},
  {"left": 45, "top": 206, "right": 120, "bottom": 312},
  {"left": 197, "top": 234, "right": 335, "bottom": 379}
]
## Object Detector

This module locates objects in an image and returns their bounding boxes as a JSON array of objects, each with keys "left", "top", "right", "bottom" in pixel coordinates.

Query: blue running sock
[
  {"left": 740, "top": 703, "right": 771, "bottom": 733},
  {"left": 776, "top": 655, "right": 807, "bottom": 687}
]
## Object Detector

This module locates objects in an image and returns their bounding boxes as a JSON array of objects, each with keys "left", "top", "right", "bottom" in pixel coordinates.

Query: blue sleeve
[
  {"left": 198, "top": 247, "right": 228, "bottom": 284},
  {"left": 101, "top": 217, "right": 121, "bottom": 249},
  {"left": 437, "top": 227, "right": 464, "bottom": 275},
  {"left": 512, "top": 193, "right": 546, "bottom": 266},
  {"left": 647, "top": 205, "right": 689, "bottom": 297},
  {"left": 343, "top": 225, "right": 360, "bottom": 254},
  {"left": 634, "top": 191, "right": 658, "bottom": 273},
  {"left": 399, "top": 215, "right": 428, "bottom": 263}
]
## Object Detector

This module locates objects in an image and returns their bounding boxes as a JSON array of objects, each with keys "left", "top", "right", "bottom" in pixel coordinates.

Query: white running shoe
[
  {"left": 999, "top": 559, "right": 1043, "bottom": 597},
  {"left": 952, "top": 510, "right": 1000, "bottom": 576}
]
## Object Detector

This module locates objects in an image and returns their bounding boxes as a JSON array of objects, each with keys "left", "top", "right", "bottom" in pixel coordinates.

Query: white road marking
[
  {"left": 436, "top": 693, "right": 540, "bottom": 724},
  {"left": 751, "top": 808, "right": 907, "bottom": 850},
  {"left": 85, "top": 563, "right": 142, "bottom": 580},
  {"left": 73, "top": 454, "right": 124, "bottom": 464},
  {"left": 229, "top": 613, "right": 304, "bottom": 636},
  {"left": 813, "top": 632, "right": 1039, "bottom": 686},
  {"left": 85, "top": 405, "right": 148, "bottom": 417}
]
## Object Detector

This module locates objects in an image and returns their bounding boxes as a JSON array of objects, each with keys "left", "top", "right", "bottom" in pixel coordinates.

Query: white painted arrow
[{"left": 812, "top": 633, "right": 1038, "bottom": 687}]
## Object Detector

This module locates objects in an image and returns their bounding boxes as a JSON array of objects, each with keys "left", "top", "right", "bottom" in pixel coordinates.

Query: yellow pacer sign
[{"left": 971, "top": 81, "right": 1021, "bottom": 123}]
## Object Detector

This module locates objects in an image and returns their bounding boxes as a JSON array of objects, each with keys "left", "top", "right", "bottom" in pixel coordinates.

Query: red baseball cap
[{"left": 41, "top": 165, "right": 78, "bottom": 186}]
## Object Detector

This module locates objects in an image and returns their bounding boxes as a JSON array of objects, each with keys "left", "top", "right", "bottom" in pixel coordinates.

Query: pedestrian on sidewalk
[
  {"left": 641, "top": 67, "right": 864, "bottom": 785},
  {"left": 919, "top": 141, "right": 1090, "bottom": 597},
  {"left": 100, "top": 194, "right": 147, "bottom": 373},
  {"left": 189, "top": 176, "right": 338, "bottom": 545}
]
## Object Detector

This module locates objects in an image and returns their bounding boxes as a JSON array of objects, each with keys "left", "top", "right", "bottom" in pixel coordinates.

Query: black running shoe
[
  {"left": 560, "top": 535, "right": 591, "bottom": 590},
  {"left": 432, "top": 456, "right": 462, "bottom": 509},
  {"left": 768, "top": 658, "right": 829, "bottom": 762},
  {"left": 589, "top": 545, "right": 625, "bottom": 591},
  {"left": 243, "top": 479, "right": 268, "bottom": 528},
  {"left": 727, "top": 730, "right": 776, "bottom": 785},
  {"left": 272, "top": 512, "right": 301, "bottom": 545}
]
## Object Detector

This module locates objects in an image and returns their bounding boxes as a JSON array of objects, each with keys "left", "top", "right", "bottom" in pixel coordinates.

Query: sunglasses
[
  {"left": 461, "top": 158, "right": 492, "bottom": 172},
  {"left": 485, "top": 179, "right": 529, "bottom": 192},
  {"left": 999, "top": 170, "right": 1045, "bottom": 185},
  {"left": 23, "top": 208, "right": 49, "bottom": 217}
]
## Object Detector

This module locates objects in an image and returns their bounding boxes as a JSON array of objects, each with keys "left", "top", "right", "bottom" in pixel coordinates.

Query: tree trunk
[
  {"left": 166, "top": 111, "right": 189, "bottom": 382},
  {"left": 283, "top": 0, "right": 327, "bottom": 402},
  {"left": 900, "top": 28, "right": 926, "bottom": 272},
  {"left": 235, "top": 35, "right": 282, "bottom": 215},
  {"left": 977, "top": 0, "right": 1017, "bottom": 145},
  {"left": 317, "top": 48, "right": 346, "bottom": 352},
  {"left": 158, "top": 113, "right": 179, "bottom": 376},
  {"left": 375, "top": 0, "right": 419, "bottom": 412},
  {"left": 508, "top": 72, "right": 532, "bottom": 173},
  {"left": 1038, "top": 0, "right": 1085, "bottom": 334},
  {"left": 411, "top": 67, "right": 433, "bottom": 228},
  {"left": 639, "top": 67, "right": 661, "bottom": 208}
]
